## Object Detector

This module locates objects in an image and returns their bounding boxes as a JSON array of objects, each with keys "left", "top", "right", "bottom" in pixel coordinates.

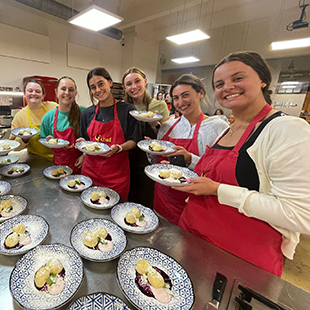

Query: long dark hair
[
  {"left": 170, "top": 74, "right": 206, "bottom": 97},
  {"left": 87, "top": 67, "right": 113, "bottom": 104},
  {"left": 212, "top": 51, "right": 273, "bottom": 105},
  {"left": 56, "top": 76, "right": 80, "bottom": 137},
  {"left": 122, "top": 67, "right": 152, "bottom": 109}
]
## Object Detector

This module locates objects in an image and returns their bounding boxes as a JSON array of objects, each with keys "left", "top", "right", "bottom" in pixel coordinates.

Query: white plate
[
  {"left": 0, "top": 140, "right": 20, "bottom": 155},
  {"left": 129, "top": 110, "right": 163, "bottom": 122},
  {"left": 68, "top": 292, "right": 130, "bottom": 310},
  {"left": 39, "top": 138, "right": 70, "bottom": 148},
  {"left": 0, "top": 155, "right": 19, "bottom": 165},
  {"left": 59, "top": 174, "right": 93, "bottom": 192},
  {"left": 80, "top": 186, "right": 120, "bottom": 210},
  {"left": 0, "top": 180, "right": 12, "bottom": 195},
  {"left": 144, "top": 164, "right": 199, "bottom": 187},
  {"left": 117, "top": 247, "right": 194, "bottom": 310},
  {"left": 11, "top": 127, "right": 39, "bottom": 139},
  {"left": 43, "top": 165, "right": 73, "bottom": 179},
  {"left": 70, "top": 218, "right": 127, "bottom": 262},
  {"left": 75, "top": 141, "right": 110, "bottom": 155},
  {"left": 111, "top": 203, "right": 159, "bottom": 234},
  {"left": 0, "top": 214, "right": 49, "bottom": 256},
  {"left": 137, "top": 139, "right": 176, "bottom": 155},
  {"left": 10, "top": 243, "right": 83, "bottom": 310},
  {"left": 0, "top": 163, "right": 30, "bottom": 177},
  {"left": 0, "top": 194, "right": 28, "bottom": 223}
]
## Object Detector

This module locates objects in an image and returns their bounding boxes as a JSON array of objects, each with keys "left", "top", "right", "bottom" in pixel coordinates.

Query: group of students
[{"left": 9, "top": 51, "right": 310, "bottom": 277}]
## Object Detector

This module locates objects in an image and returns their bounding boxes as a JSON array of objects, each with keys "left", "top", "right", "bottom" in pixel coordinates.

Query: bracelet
[{"left": 115, "top": 144, "right": 123, "bottom": 153}]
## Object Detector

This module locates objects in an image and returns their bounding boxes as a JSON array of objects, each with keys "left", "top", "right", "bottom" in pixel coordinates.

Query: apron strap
[
  {"left": 53, "top": 107, "right": 59, "bottom": 134},
  {"left": 27, "top": 103, "right": 48, "bottom": 128}
]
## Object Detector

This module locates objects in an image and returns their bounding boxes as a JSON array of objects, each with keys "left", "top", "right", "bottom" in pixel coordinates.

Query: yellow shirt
[{"left": 10, "top": 101, "right": 58, "bottom": 160}]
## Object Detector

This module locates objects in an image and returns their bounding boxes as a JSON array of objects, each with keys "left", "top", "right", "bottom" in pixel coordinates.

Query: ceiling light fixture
[
  {"left": 271, "top": 37, "right": 310, "bottom": 50},
  {"left": 68, "top": 4, "right": 123, "bottom": 32},
  {"left": 167, "top": 29, "right": 209, "bottom": 45},
  {"left": 171, "top": 56, "right": 200, "bottom": 64}
]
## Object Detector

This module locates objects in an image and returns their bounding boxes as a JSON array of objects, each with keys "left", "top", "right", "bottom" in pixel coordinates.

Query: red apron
[
  {"left": 81, "top": 101, "right": 130, "bottom": 200},
  {"left": 153, "top": 112, "right": 204, "bottom": 225},
  {"left": 179, "top": 105, "right": 283, "bottom": 276},
  {"left": 52, "top": 107, "right": 82, "bottom": 173}
]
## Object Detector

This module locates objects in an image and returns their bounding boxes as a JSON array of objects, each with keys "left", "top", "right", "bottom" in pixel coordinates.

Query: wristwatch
[{"left": 152, "top": 122, "right": 161, "bottom": 130}]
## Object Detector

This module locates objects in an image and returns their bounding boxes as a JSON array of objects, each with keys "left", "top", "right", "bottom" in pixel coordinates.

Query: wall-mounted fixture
[{"left": 286, "top": 0, "right": 309, "bottom": 31}]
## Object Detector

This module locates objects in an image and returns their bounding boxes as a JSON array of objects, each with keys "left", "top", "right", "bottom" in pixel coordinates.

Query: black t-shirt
[
  {"left": 212, "top": 111, "right": 283, "bottom": 190},
  {"left": 80, "top": 101, "right": 142, "bottom": 142}
]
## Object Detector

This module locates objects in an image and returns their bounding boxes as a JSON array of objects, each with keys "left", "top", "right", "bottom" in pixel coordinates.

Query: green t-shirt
[
  {"left": 40, "top": 105, "right": 86, "bottom": 138},
  {"left": 134, "top": 99, "right": 169, "bottom": 121}
]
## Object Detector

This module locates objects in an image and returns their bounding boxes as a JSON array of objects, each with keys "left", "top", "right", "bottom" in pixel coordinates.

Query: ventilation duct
[{"left": 15, "top": 0, "right": 123, "bottom": 40}]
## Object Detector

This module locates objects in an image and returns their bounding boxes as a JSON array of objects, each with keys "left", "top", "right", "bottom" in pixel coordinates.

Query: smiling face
[
  {"left": 123, "top": 72, "right": 147, "bottom": 101},
  {"left": 24, "top": 82, "right": 44, "bottom": 106},
  {"left": 172, "top": 84, "right": 204, "bottom": 118},
  {"left": 56, "top": 78, "right": 77, "bottom": 108},
  {"left": 213, "top": 61, "right": 266, "bottom": 112},
  {"left": 88, "top": 75, "right": 113, "bottom": 104}
]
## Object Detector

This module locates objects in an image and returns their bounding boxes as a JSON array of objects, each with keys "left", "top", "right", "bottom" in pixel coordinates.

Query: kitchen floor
[{"left": 282, "top": 234, "right": 310, "bottom": 293}]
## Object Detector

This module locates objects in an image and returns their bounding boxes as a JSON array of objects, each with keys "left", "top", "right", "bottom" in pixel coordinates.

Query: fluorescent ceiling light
[
  {"left": 68, "top": 4, "right": 123, "bottom": 31},
  {"left": 167, "top": 29, "right": 210, "bottom": 45},
  {"left": 271, "top": 37, "right": 310, "bottom": 50},
  {"left": 281, "top": 81, "right": 300, "bottom": 85},
  {"left": 171, "top": 56, "right": 200, "bottom": 64}
]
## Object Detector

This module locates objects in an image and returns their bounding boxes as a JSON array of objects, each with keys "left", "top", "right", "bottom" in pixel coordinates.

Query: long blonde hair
[{"left": 122, "top": 67, "right": 152, "bottom": 109}]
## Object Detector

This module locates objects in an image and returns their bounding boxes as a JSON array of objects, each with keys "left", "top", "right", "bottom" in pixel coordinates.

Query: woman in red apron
[
  {"left": 154, "top": 74, "right": 228, "bottom": 225},
  {"left": 174, "top": 52, "right": 310, "bottom": 276},
  {"left": 40, "top": 76, "right": 84, "bottom": 173},
  {"left": 80, "top": 67, "right": 141, "bottom": 200}
]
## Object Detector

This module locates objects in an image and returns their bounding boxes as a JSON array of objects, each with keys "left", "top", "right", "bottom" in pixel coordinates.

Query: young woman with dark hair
[{"left": 79, "top": 67, "right": 141, "bottom": 199}]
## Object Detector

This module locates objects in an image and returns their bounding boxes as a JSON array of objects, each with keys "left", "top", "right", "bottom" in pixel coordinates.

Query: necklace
[
  {"left": 229, "top": 124, "right": 242, "bottom": 136},
  {"left": 101, "top": 104, "right": 114, "bottom": 122}
]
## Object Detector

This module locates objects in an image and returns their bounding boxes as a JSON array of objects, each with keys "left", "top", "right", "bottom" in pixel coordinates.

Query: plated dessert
[
  {"left": 0, "top": 180, "right": 12, "bottom": 195},
  {"left": 11, "top": 127, "right": 39, "bottom": 139},
  {"left": 117, "top": 247, "right": 194, "bottom": 310},
  {"left": 137, "top": 139, "right": 176, "bottom": 155},
  {"left": 43, "top": 165, "right": 73, "bottom": 179},
  {"left": 10, "top": 243, "right": 83, "bottom": 310},
  {"left": 0, "top": 140, "right": 20, "bottom": 155},
  {"left": 0, "top": 155, "right": 19, "bottom": 165},
  {"left": 0, "top": 195, "right": 27, "bottom": 223},
  {"left": 0, "top": 163, "right": 30, "bottom": 177},
  {"left": 75, "top": 141, "right": 110, "bottom": 155},
  {"left": 81, "top": 186, "right": 120, "bottom": 209},
  {"left": 111, "top": 203, "right": 159, "bottom": 234},
  {"left": 0, "top": 215, "right": 49, "bottom": 256},
  {"left": 70, "top": 218, "right": 127, "bottom": 262},
  {"left": 39, "top": 138, "right": 70, "bottom": 148},
  {"left": 59, "top": 175, "right": 92, "bottom": 192},
  {"left": 68, "top": 292, "right": 130, "bottom": 310},
  {"left": 144, "top": 164, "right": 199, "bottom": 187},
  {"left": 129, "top": 110, "right": 163, "bottom": 122}
]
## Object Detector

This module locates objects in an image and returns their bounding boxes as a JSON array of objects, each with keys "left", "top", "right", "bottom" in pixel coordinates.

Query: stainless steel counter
[{"left": 1, "top": 150, "right": 310, "bottom": 310}]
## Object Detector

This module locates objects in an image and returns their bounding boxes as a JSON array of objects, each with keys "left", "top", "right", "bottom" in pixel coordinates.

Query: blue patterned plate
[
  {"left": 11, "top": 127, "right": 39, "bottom": 139},
  {"left": 144, "top": 164, "right": 199, "bottom": 187},
  {"left": 137, "top": 139, "right": 176, "bottom": 155},
  {"left": 111, "top": 203, "right": 159, "bottom": 234},
  {"left": 0, "top": 215, "right": 49, "bottom": 255},
  {"left": 59, "top": 174, "right": 93, "bottom": 192},
  {"left": 70, "top": 218, "right": 127, "bottom": 262},
  {"left": 75, "top": 141, "right": 110, "bottom": 155},
  {"left": 0, "top": 139, "right": 20, "bottom": 155},
  {"left": 68, "top": 292, "right": 130, "bottom": 310},
  {"left": 129, "top": 110, "right": 163, "bottom": 122},
  {"left": 81, "top": 186, "right": 120, "bottom": 209},
  {"left": 0, "top": 180, "right": 12, "bottom": 195},
  {"left": 117, "top": 247, "right": 194, "bottom": 310},
  {"left": 43, "top": 165, "right": 73, "bottom": 179},
  {"left": 0, "top": 155, "right": 19, "bottom": 165},
  {"left": 0, "top": 163, "right": 30, "bottom": 177},
  {"left": 39, "top": 138, "right": 70, "bottom": 148},
  {"left": 10, "top": 243, "right": 84, "bottom": 310},
  {"left": 0, "top": 194, "right": 27, "bottom": 223}
]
